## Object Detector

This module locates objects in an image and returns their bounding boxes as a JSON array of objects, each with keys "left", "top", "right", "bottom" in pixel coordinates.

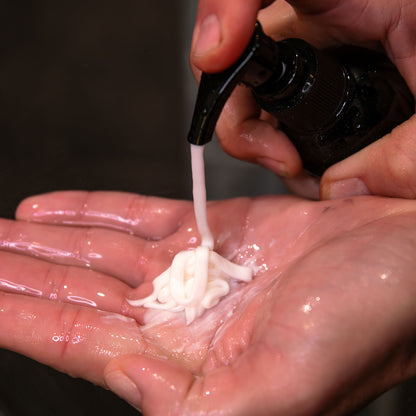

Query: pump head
[{"left": 187, "top": 22, "right": 281, "bottom": 146}]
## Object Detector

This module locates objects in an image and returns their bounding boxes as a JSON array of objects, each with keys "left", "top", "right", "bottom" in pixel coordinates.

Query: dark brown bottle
[{"left": 188, "top": 22, "right": 415, "bottom": 176}]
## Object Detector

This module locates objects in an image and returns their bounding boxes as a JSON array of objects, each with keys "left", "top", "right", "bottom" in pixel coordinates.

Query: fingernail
[
  {"left": 256, "top": 157, "right": 287, "bottom": 176},
  {"left": 326, "top": 178, "right": 370, "bottom": 199},
  {"left": 194, "top": 14, "right": 221, "bottom": 56},
  {"left": 105, "top": 370, "right": 142, "bottom": 409}
]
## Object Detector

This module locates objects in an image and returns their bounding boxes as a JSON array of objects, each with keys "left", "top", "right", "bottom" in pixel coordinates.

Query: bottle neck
[{"left": 244, "top": 39, "right": 351, "bottom": 133}]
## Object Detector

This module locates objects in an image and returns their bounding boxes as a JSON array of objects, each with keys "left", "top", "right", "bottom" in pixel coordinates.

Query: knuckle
[
  {"left": 72, "top": 227, "right": 97, "bottom": 265},
  {"left": 52, "top": 305, "right": 83, "bottom": 359}
]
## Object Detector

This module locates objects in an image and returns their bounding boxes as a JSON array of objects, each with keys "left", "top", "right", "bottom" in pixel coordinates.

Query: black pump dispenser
[{"left": 187, "top": 22, "right": 415, "bottom": 176}]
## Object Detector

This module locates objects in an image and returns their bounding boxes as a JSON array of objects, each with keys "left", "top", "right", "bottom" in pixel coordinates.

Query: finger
[
  {"left": 104, "top": 346, "right": 302, "bottom": 416},
  {"left": 285, "top": 0, "right": 339, "bottom": 15},
  {"left": 0, "top": 218, "right": 171, "bottom": 286},
  {"left": 258, "top": 1, "right": 298, "bottom": 40},
  {"left": 0, "top": 251, "right": 150, "bottom": 321},
  {"left": 216, "top": 85, "right": 303, "bottom": 178},
  {"left": 0, "top": 292, "right": 145, "bottom": 386},
  {"left": 16, "top": 191, "right": 191, "bottom": 240},
  {"left": 257, "top": 0, "right": 338, "bottom": 49},
  {"left": 283, "top": 172, "right": 321, "bottom": 200},
  {"left": 321, "top": 115, "right": 416, "bottom": 199},
  {"left": 104, "top": 354, "right": 250, "bottom": 415},
  {"left": 191, "top": 0, "right": 263, "bottom": 72},
  {"left": 261, "top": 0, "right": 399, "bottom": 53},
  {"left": 384, "top": 1, "right": 416, "bottom": 94},
  {"left": 104, "top": 355, "right": 194, "bottom": 413}
]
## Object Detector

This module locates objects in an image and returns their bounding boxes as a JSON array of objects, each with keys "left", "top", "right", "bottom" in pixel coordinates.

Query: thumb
[
  {"left": 191, "top": 0, "right": 263, "bottom": 73},
  {"left": 104, "top": 354, "right": 194, "bottom": 415},
  {"left": 321, "top": 115, "right": 416, "bottom": 199}
]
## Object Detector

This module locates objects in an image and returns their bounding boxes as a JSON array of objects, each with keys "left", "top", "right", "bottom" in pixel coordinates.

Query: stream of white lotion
[{"left": 128, "top": 144, "right": 253, "bottom": 324}]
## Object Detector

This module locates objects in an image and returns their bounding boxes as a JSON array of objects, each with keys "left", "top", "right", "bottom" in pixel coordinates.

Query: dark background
[
  {"left": 0, "top": 1, "right": 188, "bottom": 415},
  {"left": 0, "top": 0, "right": 190, "bottom": 219}
]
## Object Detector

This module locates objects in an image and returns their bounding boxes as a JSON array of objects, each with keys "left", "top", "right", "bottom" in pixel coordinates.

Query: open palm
[{"left": 1, "top": 191, "right": 416, "bottom": 415}]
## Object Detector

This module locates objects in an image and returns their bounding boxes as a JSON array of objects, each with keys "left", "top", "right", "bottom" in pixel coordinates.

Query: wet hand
[
  {"left": 191, "top": 0, "right": 416, "bottom": 199},
  {"left": 1, "top": 191, "right": 416, "bottom": 415}
]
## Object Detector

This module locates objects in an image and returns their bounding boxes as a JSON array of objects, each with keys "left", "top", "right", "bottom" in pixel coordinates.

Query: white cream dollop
[
  {"left": 128, "top": 144, "right": 253, "bottom": 324},
  {"left": 128, "top": 246, "right": 252, "bottom": 324}
]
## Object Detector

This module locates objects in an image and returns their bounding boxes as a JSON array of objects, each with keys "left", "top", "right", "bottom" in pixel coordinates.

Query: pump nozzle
[{"left": 187, "top": 22, "right": 280, "bottom": 145}]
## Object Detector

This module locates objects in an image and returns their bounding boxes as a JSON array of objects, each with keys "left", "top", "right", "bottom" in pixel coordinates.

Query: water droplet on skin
[
  {"left": 302, "top": 304, "right": 312, "bottom": 313},
  {"left": 301, "top": 296, "right": 321, "bottom": 314}
]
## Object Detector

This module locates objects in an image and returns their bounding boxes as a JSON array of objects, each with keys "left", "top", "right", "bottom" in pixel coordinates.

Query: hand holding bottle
[{"left": 190, "top": 0, "right": 416, "bottom": 199}]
